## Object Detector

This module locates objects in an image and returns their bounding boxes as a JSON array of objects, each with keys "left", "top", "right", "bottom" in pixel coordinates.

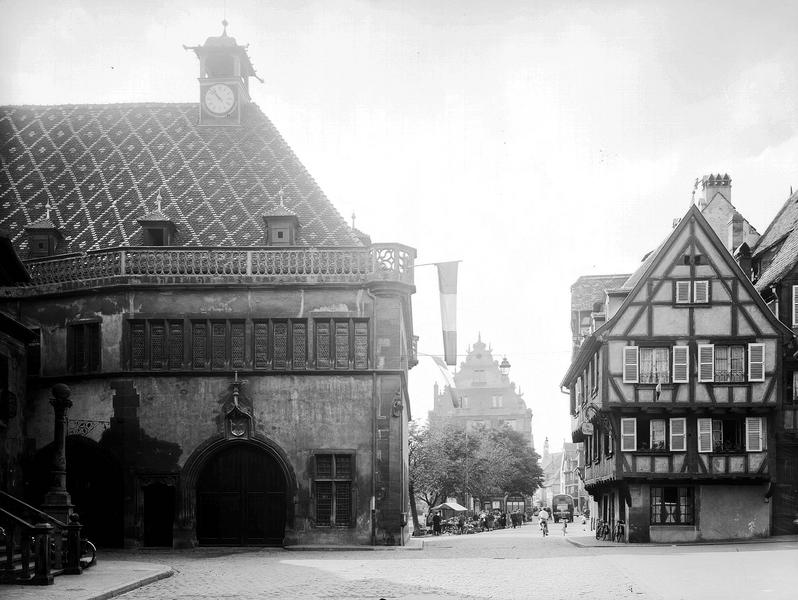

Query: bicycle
[
  {"left": 595, "top": 519, "right": 611, "bottom": 541},
  {"left": 614, "top": 520, "right": 625, "bottom": 543}
]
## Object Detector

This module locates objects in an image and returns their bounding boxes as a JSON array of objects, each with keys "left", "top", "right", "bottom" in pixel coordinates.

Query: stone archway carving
[{"left": 176, "top": 434, "right": 297, "bottom": 548}]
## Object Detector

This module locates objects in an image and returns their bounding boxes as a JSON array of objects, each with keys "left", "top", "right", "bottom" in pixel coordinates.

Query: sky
[{"left": 2, "top": 0, "right": 798, "bottom": 453}]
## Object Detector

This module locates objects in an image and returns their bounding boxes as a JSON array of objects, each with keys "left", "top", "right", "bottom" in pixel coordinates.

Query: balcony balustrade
[{"left": 12, "top": 244, "right": 415, "bottom": 291}]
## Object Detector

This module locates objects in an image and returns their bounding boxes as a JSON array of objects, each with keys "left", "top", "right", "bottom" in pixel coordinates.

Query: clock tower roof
[{"left": 185, "top": 20, "right": 260, "bottom": 81}]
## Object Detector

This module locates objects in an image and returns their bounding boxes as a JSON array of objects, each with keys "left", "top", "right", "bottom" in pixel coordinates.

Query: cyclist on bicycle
[{"left": 538, "top": 508, "right": 550, "bottom": 537}]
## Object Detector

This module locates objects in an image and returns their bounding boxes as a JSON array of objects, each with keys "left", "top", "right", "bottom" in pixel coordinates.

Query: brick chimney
[{"left": 694, "top": 173, "right": 731, "bottom": 210}]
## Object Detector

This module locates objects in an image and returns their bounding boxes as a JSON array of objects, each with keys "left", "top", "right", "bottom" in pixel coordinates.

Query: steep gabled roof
[
  {"left": 561, "top": 204, "right": 793, "bottom": 387},
  {"left": 752, "top": 189, "right": 798, "bottom": 291},
  {"left": 0, "top": 103, "right": 363, "bottom": 253},
  {"left": 570, "top": 274, "right": 631, "bottom": 312}
]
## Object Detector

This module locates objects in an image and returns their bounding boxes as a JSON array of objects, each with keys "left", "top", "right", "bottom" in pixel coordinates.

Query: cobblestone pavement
[{"left": 108, "top": 522, "right": 798, "bottom": 600}]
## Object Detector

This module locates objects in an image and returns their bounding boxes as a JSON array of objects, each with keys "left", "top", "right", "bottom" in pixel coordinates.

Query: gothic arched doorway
[
  {"left": 27, "top": 436, "right": 124, "bottom": 548},
  {"left": 196, "top": 443, "right": 287, "bottom": 545}
]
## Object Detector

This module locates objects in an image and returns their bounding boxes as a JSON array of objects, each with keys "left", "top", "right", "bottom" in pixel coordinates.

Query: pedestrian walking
[
  {"left": 432, "top": 512, "right": 441, "bottom": 536},
  {"left": 562, "top": 519, "right": 568, "bottom": 535},
  {"left": 538, "top": 508, "right": 549, "bottom": 537}
]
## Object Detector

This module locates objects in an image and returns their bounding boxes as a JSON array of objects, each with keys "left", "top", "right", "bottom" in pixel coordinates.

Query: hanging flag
[
  {"left": 436, "top": 261, "right": 459, "bottom": 365},
  {"left": 431, "top": 355, "right": 459, "bottom": 407}
]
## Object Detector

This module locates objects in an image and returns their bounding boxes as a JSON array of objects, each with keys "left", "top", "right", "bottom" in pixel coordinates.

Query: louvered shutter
[
  {"left": 669, "top": 418, "right": 686, "bottom": 451},
  {"left": 694, "top": 280, "right": 709, "bottom": 304},
  {"left": 675, "top": 281, "right": 691, "bottom": 304},
  {"left": 793, "top": 285, "right": 798, "bottom": 326},
  {"left": 673, "top": 346, "right": 689, "bottom": 383},
  {"left": 698, "top": 344, "right": 714, "bottom": 382},
  {"left": 623, "top": 346, "right": 639, "bottom": 383},
  {"left": 697, "top": 418, "right": 713, "bottom": 453},
  {"left": 621, "top": 418, "right": 637, "bottom": 451},
  {"left": 748, "top": 343, "right": 765, "bottom": 382},
  {"left": 745, "top": 417, "right": 763, "bottom": 452}
]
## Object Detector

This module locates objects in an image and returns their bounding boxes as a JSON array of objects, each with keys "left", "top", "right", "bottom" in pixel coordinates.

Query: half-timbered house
[
  {"left": 562, "top": 204, "right": 792, "bottom": 542},
  {"left": 750, "top": 187, "right": 798, "bottom": 534}
]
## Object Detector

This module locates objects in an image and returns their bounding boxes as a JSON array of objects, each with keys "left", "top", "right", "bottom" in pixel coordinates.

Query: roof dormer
[
  {"left": 262, "top": 192, "right": 299, "bottom": 246},
  {"left": 136, "top": 192, "right": 177, "bottom": 246},
  {"left": 25, "top": 200, "right": 65, "bottom": 258}
]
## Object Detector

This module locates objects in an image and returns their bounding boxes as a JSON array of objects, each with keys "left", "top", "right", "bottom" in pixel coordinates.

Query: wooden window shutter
[
  {"left": 672, "top": 346, "right": 689, "bottom": 383},
  {"left": 292, "top": 321, "right": 307, "bottom": 369},
  {"left": 697, "top": 418, "right": 713, "bottom": 453},
  {"left": 623, "top": 346, "right": 639, "bottom": 383},
  {"left": 675, "top": 281, "right": 691, "bottom": 304},
  {"left": 693, "top": 280, "right": 709, "bottom": 304},
  {"left": 150, "top": 322, "right": 166, "bottom": 369},
  {"left": 669, "top": 418, "right": 686, "bottom": 451},
  {"left": 793, "top": 285, "right": 798, "bottom": 326},
  {"left": 131, "top": 322, "right": 145, "bottom": 369},
  {"left": 273, "top": 321, "right": 288, "bottom": 369},
  {"left": 253, "top": 322, "right": 269, "bottom": 369},
  {"left": 745, "top": 417, "right": 764, "bottom": 452},
  {"left": 231, "top": 322, "right": 245, "bottom": 369},
  {"left": 698, "top": 344, "right": 714, "bottom": 382},
  {"left": 621, "top": 418, "right": 636, "bottom": 451},
  {"left": 748, "top": 343, "right": 765, "bottom": 382}
]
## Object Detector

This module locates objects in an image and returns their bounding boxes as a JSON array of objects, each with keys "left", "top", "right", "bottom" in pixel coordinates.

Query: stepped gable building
[
  {"left": 562, "top": 204, "right": 792, "bottom": 543},
  {"left": 749, "top": 187, "right": 798, "bottom": 534},
  {"left": 0, "top": 23, "right": 417, "bottom": 549},
  {"left": 428, "top": 336, "right": 533, "bottom": 513}
]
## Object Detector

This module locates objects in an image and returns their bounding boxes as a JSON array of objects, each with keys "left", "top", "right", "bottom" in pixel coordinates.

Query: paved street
[{"left": 97, "top": 522, "right": 798, "bottom": 600}]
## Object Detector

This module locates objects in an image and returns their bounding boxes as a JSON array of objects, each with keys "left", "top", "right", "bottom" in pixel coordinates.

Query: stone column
[{"left": 42, "top": 383, "right": 74, "bottom": 524}]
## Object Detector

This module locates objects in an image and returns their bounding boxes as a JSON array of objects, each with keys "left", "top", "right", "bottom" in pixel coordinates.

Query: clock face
[{"left": 204, "top": 83, "right": 236, "bottom": 115}]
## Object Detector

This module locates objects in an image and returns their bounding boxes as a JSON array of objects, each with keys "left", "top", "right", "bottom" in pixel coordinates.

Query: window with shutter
[
  {"left": 623, "top": 347, "right": 639, "bottom": 383},
  {"left": 231, "top": 322, "right": 245, "bottom": 368},
  {"left": 69, "top": 323, "right": 101, "bottom": 373},
  {"left": 151, "top": 322, "right": 166, "bottom": 369},
  {"left": 273, "top": 321, "right": 288, "bottom": 369},
  {"left": 697, "top": 418, "right": 713, "bottom": 453},
  {"left": 335, "top": 321, "right": 350, "bottom": 369},
  {"left": 131, "top": 322, "right": 145, "bottom": 369},
  {"left": 192, "top": 323, "right": 207, "bottom": 368},
  {"left": 292, "top": 321, "right": 307, "bottom": 369},
  {"left": 748, "top": 343, "right": 765, "bottom": 382},
  {"left": 670, "top": 418, "right": 687, "bottom": 451},
  {"left": 316, "top": 321, "right": 331, "bottom": 368},
  {"left": 168, "top": 322, "right": 184, "bottom": 369},
  {"left": 354, "top": 321, "right": 368, "bottom": 369},
  {"left": 254, "top": 322, "right": 269, "bottom": 368},
  {"left": 793, "top": 285, "right": 798, "bottom": 327},
  {"left": 675, "top": 281, "right": 691, "bottom": 304},
  {"left": 745, "top": 417, "right": 763, "bottom": 452},
  {"left": 314, "top": 454, "right": 354, "bottom": 527},
  {"left": 693, "top": 280, "right": 709, "bottom": 304},
  {"left": 211, "top": 322, "right": 226, "bottom": 368},
  {"left": 621, "top": 418, "right": 637, "bottom": 451},
  {"left": 673, "top": 346, "right": 689, "bottom": 383},
  {"left": 698, "top": 345, "right": 714, "bottom": 382}
]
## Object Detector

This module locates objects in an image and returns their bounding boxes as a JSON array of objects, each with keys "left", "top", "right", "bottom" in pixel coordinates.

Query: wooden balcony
[
  {"left": 621, "top": 451, "right": 768, "bottom": 478},
  {"left": 4, "top": 244, "right": 415, "bottom": 294}
]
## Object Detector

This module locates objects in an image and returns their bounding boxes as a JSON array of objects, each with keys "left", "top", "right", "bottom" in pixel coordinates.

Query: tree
[{"left": 409, "top": 420, "right": 543, "bottom": 518}]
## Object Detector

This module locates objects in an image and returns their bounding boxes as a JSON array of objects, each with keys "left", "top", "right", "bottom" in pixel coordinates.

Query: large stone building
[
  {"left": 562, "top": 203, "right": 790, "bottom": 542},
  {"left": 0, "top": 24, "right": 416, "bottom": 548}
]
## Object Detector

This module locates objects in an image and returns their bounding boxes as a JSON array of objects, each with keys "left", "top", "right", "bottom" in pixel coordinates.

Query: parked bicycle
[
  {"left": 614, "top": 519, "right": 625, "bottom": 543},
  {"left": 595, "top": 519, "right": 611, "bottom": 541}
]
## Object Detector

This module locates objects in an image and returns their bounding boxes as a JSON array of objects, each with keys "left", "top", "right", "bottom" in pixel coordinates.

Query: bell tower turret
[{"left": 185, "top": 20, "right": 262, "bottom": 126}]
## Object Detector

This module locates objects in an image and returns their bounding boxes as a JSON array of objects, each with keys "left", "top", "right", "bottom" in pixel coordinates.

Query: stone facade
[{"left": 0, "top": 24, "right": 416, "bottom": 548}]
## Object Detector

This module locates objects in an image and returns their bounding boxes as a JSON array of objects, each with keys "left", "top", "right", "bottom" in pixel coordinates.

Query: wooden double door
[{"left": 196, "top": 444, "right": 287, "bottom": 545}]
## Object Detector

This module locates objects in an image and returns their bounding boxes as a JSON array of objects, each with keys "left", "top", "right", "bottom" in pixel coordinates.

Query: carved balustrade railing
[{"left": 19, "top": 244, "right": 415, "bottom": 288}]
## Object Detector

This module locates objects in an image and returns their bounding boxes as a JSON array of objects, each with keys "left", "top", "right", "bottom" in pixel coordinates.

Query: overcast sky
[{"left": 2, "top": 0, "right": 798, "bottom": 453}]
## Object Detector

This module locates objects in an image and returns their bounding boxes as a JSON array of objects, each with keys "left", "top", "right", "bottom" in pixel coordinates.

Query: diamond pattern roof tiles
[{"left": 0, "top": 103, "right": 363, "bottom": 253}]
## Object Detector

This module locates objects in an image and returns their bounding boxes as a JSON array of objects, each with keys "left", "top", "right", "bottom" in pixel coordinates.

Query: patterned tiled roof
[
  {"left": 0, "top": 103, "right": 363, "bottom": 253},
  {"left": 753, "top": 189, "right": 798, "bottom": 256}
]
